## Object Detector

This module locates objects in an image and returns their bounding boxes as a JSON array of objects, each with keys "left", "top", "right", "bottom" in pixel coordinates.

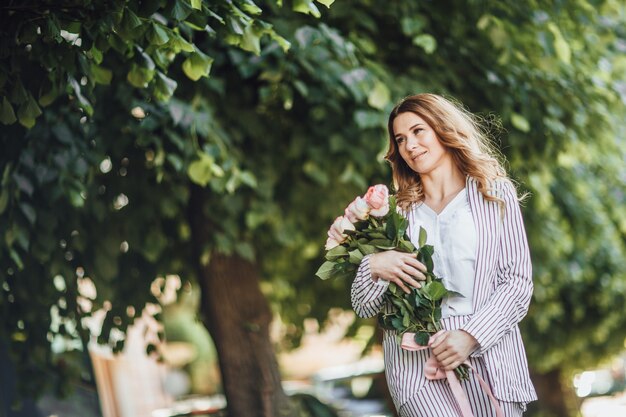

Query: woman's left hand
[{"left": 430, "top": 330, "right": 479, "bottom": 370}]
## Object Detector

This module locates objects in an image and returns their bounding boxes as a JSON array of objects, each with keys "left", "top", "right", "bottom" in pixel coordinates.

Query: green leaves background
[{"left": 0, "top": 0, "right": 625, "bottom": 409}]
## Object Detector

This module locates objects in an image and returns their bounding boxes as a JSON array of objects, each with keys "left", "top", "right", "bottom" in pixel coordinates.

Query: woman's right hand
[{"left": 369, "top": 251, "right": 427, "bottom": 294}]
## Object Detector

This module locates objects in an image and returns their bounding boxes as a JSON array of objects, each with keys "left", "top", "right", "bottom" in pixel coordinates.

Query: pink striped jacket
[{"left": 351, "top": 176, "right": 537, "bottom": 405}]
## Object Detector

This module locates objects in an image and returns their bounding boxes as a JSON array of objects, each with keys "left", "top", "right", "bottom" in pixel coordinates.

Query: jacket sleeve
[
  {"left": 351, "top": 254, "right": 389, "bottom": 318},
  {"left": 461, "top": 181, "right": 533, "bottom": 356}
]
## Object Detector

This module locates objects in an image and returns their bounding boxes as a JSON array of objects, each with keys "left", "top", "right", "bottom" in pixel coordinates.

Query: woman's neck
[{"left": 420, "top": 163, "right": 466, "bottom": 206}]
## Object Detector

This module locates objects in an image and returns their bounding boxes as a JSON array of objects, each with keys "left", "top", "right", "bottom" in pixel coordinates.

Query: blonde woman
[{"left": 351, "top": 94, "right": 537, "bottom": 416}]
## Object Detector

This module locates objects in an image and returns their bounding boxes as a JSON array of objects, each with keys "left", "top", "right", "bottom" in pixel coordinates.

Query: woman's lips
[{"left": 412, "top": 150, "right": 427, "bottom": 160}]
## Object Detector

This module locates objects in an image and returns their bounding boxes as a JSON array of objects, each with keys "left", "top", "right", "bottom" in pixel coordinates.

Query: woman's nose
[{"left": 406, "top": 134, "right": 419, "bottom": 149}]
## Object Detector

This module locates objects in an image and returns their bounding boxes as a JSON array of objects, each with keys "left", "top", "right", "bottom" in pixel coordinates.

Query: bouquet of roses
[{"left": 316, "top": 184, "right": 469, "bottom": 380}]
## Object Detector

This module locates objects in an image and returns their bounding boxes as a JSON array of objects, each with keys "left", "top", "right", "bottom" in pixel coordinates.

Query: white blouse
[{"left": 406, "top": 188, "right": 477, "bottom": 317}]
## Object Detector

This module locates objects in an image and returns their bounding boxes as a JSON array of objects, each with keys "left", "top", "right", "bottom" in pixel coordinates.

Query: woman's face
[{"left": 392, "top": 112, "right": 451, "bottom": 176}]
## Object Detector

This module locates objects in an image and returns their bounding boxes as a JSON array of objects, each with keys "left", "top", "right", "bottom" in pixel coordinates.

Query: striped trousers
[{"left": 398, "top": 356, "right": 525, "bottom": 417}]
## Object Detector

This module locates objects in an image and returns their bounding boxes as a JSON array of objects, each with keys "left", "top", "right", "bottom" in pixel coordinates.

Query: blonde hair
[{"left": 386, "top": 93, "right": 513, "bottom": 210}]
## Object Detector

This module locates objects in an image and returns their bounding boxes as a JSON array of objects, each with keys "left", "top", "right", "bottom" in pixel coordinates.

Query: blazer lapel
[{"left": 467, "top": 176, "right": 500, "bottom": 312}]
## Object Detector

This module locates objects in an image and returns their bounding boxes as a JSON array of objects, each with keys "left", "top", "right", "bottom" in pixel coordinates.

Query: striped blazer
[{"left": 351, "top": 176, "right": 537, "bottom": 405}]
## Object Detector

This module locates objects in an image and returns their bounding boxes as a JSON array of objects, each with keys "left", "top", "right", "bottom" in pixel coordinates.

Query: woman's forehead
[{"left": 393, "top": 112, "right": 428, "bottom": 133}]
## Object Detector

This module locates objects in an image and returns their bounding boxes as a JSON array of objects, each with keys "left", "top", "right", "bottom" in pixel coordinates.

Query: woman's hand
[
  {"left": 369, "top": 251, "right": 427, "bottom": 294},
  {"left": 430, "top": 330, "right": 479, "bottom": 370}
]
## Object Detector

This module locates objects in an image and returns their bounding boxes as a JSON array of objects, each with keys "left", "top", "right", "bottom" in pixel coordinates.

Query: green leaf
[
  {"left": 182, "top": 50, "right": 214, "bottom": 81},
  {"left": 240, "top": 25, "right": 262, "bottom": 55},
  {"left": 43, "top": 16, "right": 62, "bottom": 42},
  {"left": 91, "top": 64, "right": 113, "bottom": 85},
  {"left": 433, "top": 307, "right": 442, "bottom": 322},
  {"left": 511, "top": 113, "right": 530, "bottom": 133},
  {"left": 354, "top": 110, "right": 386, "bottom": 129},
  {"left": 388, "top": 282, "right": 401, "bottom": 296},
  {"left": 293, "top": 0, "right": 321, "bottom": 17},
  {"left": 235, "top": 242, "right": 255, "bottom": 261},
  {"left": 147, "top": 23, "right": 170, "bottom": 46},
  {"left": 385, "top": 216, "right": 397, "bottom": 240},
  {"left": 238, "top": 171, "right": 257, "bottom": 188},
  {"left": 270, "top": 32, "right": 291, "bottom": 52},
  {"left": 401, "top": 16, "right": 426, "bottom": 36},
  {"left": 418, "top": 245, "right": 434, "bottom": 271},
  {"left": 398, "top": 239, "right": 415, "bottom": 253},
  {"left": 356, "top": 243, "right": 377, "bottom": 255},
  {"left": 418, "top": 226, "right": 427, "bottom": 247},
  {"left": 373, "top": 243, "right": 396, "bottom": 250},
  {"left": 139, "top": 51, "right": 156, "bottom": 70},
  {"left": 402, "top": 312, "right": 410, "bottom": 328},
  {"left": 348, "top": 249, "right": 364, "bottom": 265},
  {"left": 38, "top": 84, "right": 58, "bottom": 107},
  {"left": 242, "top": 0, "right": 263, "bottom": 15},
  {"left": 13, "top": 173, "right": 33, "bottom": 196},
  {"left": 367, "top": 80, "right": 390, "bottom": 110},
  {"left": 547, "top": 22, "right": 571, "bottom": 64},
  {"left": 169, "top": 33, "right": 195, "bottom": 52},
  {"left": 0, "top": 188, "right": 8, "bottom": 215},
  {"left": 9, "top": 249, "right": 24, "bottom": 270},
  {"left": 397, "top": 217, "right": 408, "bottom": 240},
  {"left": 316, "top": 0, "right": 335, "bottom": 7},
  {"left": 19, "top": 202, "right": 36, "bottom": 225},
  {"left": 414, "top": 291, "right": 428, "bottom": 308},
  {"left": 423, "top": 281, "right": 447, "bottom": 301},
  {"left": 412, "top": 34, "right": 437, "bottom": 54},
  {"left": 0, "top": 97, "right": 17, "bottom": 125},
  {"left": 187, "top": 153, "right": 218, "bottom": 186},
  {"left": 17, "top": 94, "right": 42, "bottom": 129},
  {"left": 154, "top": 72, "right": 178, "bottom": 101},
  {"left": 315, "top": 261, "right": 336, "bottom": 280},
  {"left": 127, "top": 63, "right": 155, "bottom": 88},
  {"left": 190, "top": 0, "right": 202, "bottom": 10},
  {"left": 325, "top": 245, "right": 348, "bottom": 261},
  {"left": 10, "top": 81, "right": 28, "bottom": 104},
  {"left": 391, "top": 317, "right": 404, "bottom": 331},
  {"left": 414, "top": 331, "right": 430, "bottom": 346},
  {"left": 122, "top": 8, "right": 143, "bottom": 30},
  {"left": 172, "top": 0, "right": 193, "bottom": 21}
]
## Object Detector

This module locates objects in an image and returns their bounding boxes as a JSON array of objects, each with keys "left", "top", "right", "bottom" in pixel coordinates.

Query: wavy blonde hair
[{"left": 386, "top": 93, "right": 513, "bottom": 210}]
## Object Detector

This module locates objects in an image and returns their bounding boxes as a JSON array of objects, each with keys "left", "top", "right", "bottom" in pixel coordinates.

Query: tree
[
  {"left": 2, "top": 1, "right": 626, "bottom": 417},
  {"left": 0, "top": 0, "right": 336, "bottom": 415}
]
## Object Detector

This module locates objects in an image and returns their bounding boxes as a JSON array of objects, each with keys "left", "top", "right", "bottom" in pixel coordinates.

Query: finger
[
  {"left": 430, "top": 332, "right": 447, "bottom": 349},
  {"left": 442, "top": 361, "right": 458, "bottom": 371},
  {"left": 436, "top": 349, "right": 455, "bottom": 364},
  {"left": 438, "top": 352, "right": 461, "bottom": 368},
  {"left": 405, "top": 257, "right": 427, "bottom": 272},
  {"left": 430, "top": 337, "right": 446, "bottom": 354},
  {"left": 393, "top": 278, "right": 411, "bottom": 294},
  {"left": 400, "top": 265, "right": 427, "bottom": 281},
  {"left": 399, "top": 274, "right": 422, "bottom": 289}
]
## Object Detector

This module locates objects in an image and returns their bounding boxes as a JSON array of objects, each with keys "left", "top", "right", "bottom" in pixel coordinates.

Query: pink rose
[
  {"left": 325, "top": 236, "right": 341, "bottom": 250},
  {"left": 327, "top": 216, "right": 355, "bottom": 244},
  {"left": 364, "top": 184, "right": 390, "bottom": 217},
  {"left": 344, "top": 196, "right": 370, "bottom": 222}
]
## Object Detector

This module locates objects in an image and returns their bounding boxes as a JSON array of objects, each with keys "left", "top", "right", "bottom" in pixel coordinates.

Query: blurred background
[{"left": 1, "top": 1, "right": 625, "bottom": 417}]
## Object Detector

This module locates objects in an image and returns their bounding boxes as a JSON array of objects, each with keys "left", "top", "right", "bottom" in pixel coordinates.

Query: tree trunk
[
  {"left": 528, "top": 368, "right": 576, "bottom": 417},
  {"left": 188, "top": 186, "right": 295, "bottom": 417}
]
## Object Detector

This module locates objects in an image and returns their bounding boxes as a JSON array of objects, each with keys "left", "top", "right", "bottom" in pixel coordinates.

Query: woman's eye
[
  {"left": 395, "top": 137, "right": 405, "bottom": 144},
  {"left": 413, "top": 128, "right": 423, "bottom": 135}
]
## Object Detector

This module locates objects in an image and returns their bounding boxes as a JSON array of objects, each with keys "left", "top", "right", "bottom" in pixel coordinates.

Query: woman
[{"left": 351, "top": 94, "right": 537, "bottom": 416}]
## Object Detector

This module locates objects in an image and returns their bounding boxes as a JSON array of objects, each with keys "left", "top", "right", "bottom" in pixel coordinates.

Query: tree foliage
[
  {"left": 1, "top": 1, "right": 625, "bottom": 414},
  {"left": 0, "top": 0, "right": 295, "bottom": 128}
]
